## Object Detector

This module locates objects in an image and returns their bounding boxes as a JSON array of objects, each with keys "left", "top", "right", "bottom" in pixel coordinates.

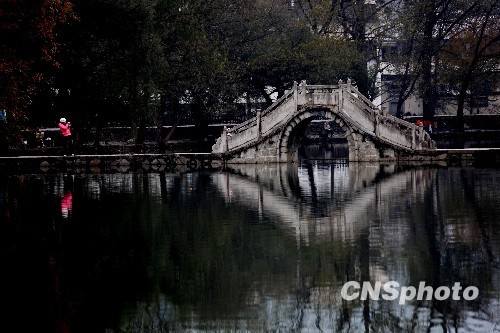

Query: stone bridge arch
[{"left": 278, "top": 106, "right": 382, "bottom": 162}]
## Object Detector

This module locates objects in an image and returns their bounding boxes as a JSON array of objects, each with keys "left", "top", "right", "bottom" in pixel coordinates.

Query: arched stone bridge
[{"left": 213, "top": 81, "right": 437, "bottom": 162}]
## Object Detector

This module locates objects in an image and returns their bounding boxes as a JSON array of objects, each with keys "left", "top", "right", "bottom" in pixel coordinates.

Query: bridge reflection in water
[
  {"left": 207, "top": 163, "right": 500, "bottom": 332},
  {"left": 213, "top": 162, "right": 414, "bottom": 245},
  {"left": 2, "top": 164, "right": 500, "bottom": 332}
]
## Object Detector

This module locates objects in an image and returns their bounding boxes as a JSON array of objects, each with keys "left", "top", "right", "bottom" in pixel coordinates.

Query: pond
[{"left": 1, "top": 162, "right": 500, "bottom": 332}]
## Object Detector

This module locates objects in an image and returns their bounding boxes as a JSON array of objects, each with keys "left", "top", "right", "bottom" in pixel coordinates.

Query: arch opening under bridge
[{"left": 279, "top": 106, "right": 352, "bottom": 162}]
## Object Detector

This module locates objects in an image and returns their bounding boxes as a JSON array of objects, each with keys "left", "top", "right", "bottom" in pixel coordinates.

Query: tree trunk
[
  {"left": 421, "top": 59, "right": 436, "bottom": 120},
  {"left": 421, "top": 14, "right": 436, "bottom": 121},
  {"left": 352, "top": 14, "right": 369, "bottom": 96},
  {"left": 135, "top": 88, "right": 148, "bottom": 151},
  {"left": 135, "top": 114, "right": 146, "bottom": 147},
  {"left": 192, "top": 99, "right": 209, "bottom": 152},
  {"left": 346, "top": 1, "right": 369, "bottom": 96},
  {"left": 396, "top": 96, "right": 405, "bottom": 118},
  {"left": 93, "top": 112, "right": 101, "bottom": 148},
  {"left": 456, "top": 81, "right": 468, "bottom": 148},
  {"left": 0, "top": 122, "right": 8, "bottom": 154},
  {"left": 163, "top": 96, "right": 180, "bottom": 152},
  {"left": 157, "top": 94, "right": 167, "bottom": 153}
]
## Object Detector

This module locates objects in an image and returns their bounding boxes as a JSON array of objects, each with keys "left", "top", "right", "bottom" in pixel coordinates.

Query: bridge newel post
[
  {"left": 418, "top": 127, "right": 425, "bottom": 149},
  {"left": 338, "top": 79, "right": 343, "bottom": 111},
  {"left": 256, "top": 110, "right": 262, "bottom": 140},
  {"left": 293, "top": 81, "right": 298, "bottom": 110},
  {"left": 347, "top": 78, "right": 352, "bottom": 92},
  {"left": 411, "top": 126, "right": 416, "bottom": 150}
]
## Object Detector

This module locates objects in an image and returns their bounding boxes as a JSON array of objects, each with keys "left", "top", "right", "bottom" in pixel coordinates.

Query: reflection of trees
[
  {"left": 423, "top": 168, "right": 500, "bottom": 331},
  {"left": 2, "top": 166, "right": 500, "bottom": 332}
]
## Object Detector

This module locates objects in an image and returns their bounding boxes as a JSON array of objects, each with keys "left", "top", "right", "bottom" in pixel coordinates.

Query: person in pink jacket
[{"left": 58, "top": 118, "right": 73, "bottom": 154}]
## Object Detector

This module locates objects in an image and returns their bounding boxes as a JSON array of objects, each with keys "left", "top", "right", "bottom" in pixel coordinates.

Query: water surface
[{"left": 1, "top": 163, "right": 500, "bottom": 332}]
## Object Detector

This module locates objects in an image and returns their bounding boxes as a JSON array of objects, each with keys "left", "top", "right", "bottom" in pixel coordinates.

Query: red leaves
[{"left": 0, "top": 0, "right": 76, "bottom": 120}]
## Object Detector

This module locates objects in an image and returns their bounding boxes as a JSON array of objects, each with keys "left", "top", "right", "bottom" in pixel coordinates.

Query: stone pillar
[{"left": 347, "top": 78, "right": 352, "bottom": 92}]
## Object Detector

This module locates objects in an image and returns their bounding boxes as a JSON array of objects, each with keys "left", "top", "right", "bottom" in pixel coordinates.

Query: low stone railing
[
  {"left": 212, "top": 85, "right": 297, "bottom": 154},
  {"left": 339, "top": 81, "right": 434, "bottom": 150}
]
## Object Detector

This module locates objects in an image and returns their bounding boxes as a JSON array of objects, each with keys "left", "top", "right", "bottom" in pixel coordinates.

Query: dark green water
[{"left": 1, "top": 163, "right": 500, "bottom": 332}]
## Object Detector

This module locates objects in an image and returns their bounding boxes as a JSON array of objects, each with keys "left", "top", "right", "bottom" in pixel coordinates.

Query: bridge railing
[
  {"left": 342, "top": 84, "right": 434, "bottom": 150},
  {"left": 301, "top": 84, "right": 339, "bottom": 90},
  {"left": 341, "top": 89, "right": 378, "bottom": 134},
  {"left": 222, "top": 86, "right": 297, "bottom": 152},
  {"left": 228, "top": 88, "right": 294, "bottom": 135},
  {"left": 261, "top": 88, "right": 295, "bottom": 118}
]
